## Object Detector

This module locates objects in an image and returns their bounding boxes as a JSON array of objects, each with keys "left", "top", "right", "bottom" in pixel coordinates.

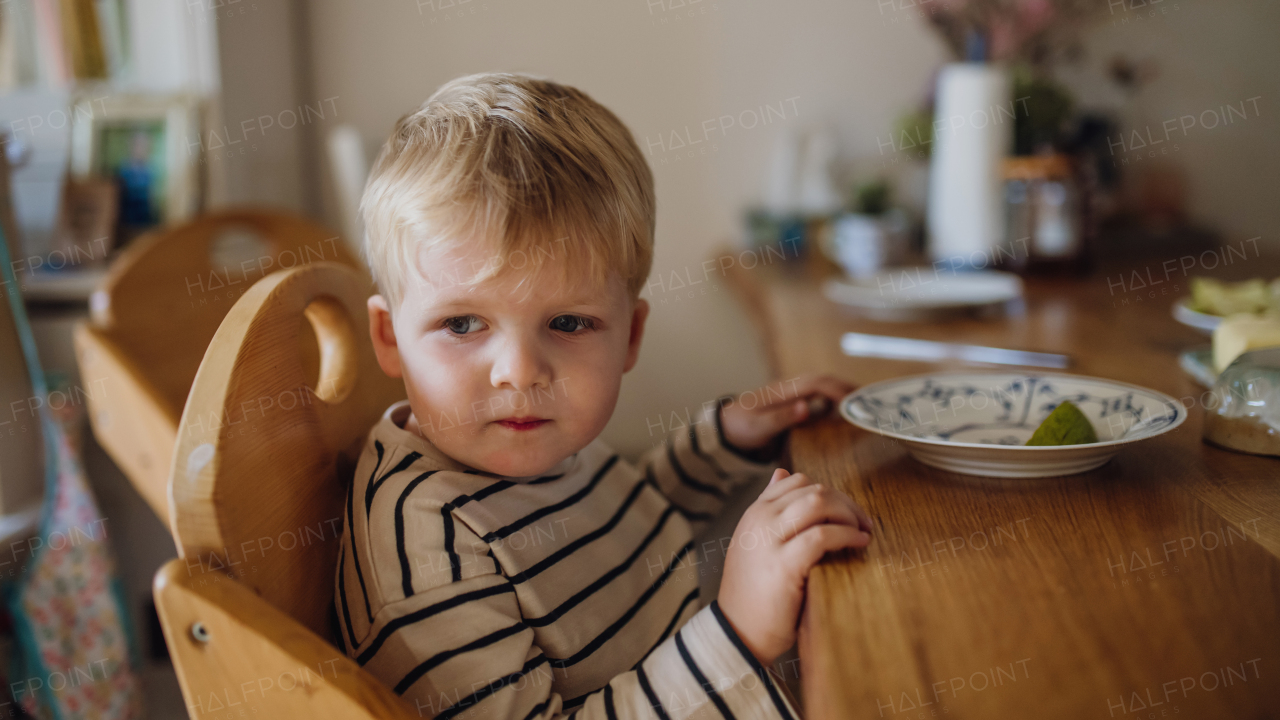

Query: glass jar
[
  {"left": 998, "top": 154, "right": 1091, "bottom": 275},
  {"left": 1203, "top": 347, "right": 1280, "bottom": 457}
]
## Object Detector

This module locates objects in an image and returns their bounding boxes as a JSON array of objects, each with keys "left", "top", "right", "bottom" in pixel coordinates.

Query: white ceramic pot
[{"left": 823, "top": 209, "right": 908, "bottom": 278}]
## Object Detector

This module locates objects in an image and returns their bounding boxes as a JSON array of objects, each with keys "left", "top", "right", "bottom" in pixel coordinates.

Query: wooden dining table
[{"left": 724, "top": 255, "right": 1280, "bottom": 720}]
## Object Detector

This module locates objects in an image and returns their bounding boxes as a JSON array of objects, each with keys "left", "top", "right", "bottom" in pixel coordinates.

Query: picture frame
[
  {"left": 68, "top": 92, "right": 203, "bottom": 243},
  {"left": 49, "top": 175, "right": 119, "bottom": 264}
]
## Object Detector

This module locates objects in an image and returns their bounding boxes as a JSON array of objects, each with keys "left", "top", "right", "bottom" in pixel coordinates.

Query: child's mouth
[{"left": 495, "top": 417, "right": 550, "bottom": 431}]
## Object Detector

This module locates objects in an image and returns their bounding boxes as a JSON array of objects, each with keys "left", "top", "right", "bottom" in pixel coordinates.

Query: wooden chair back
[
  {"left": 74, "top": 208, "right": 362, "bottom": 522},
  {"left": 167, "top": 260, "right": 404, "bottom": 640}
]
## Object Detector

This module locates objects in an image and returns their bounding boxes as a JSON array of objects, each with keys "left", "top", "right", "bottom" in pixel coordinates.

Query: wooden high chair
[
  {"left": 151, "top": 260, "right": 417, "bottom": 719},
  {"left": 74, "top": 209, "right": 364, "bottom": 524}
]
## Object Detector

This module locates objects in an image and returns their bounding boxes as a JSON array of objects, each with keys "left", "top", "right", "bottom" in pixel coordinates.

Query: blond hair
[{"left": 360, "top": 72, "right": 655, "bottom": 312}]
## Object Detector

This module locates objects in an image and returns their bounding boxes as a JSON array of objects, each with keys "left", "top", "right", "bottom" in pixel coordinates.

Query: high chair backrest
[
  {"left": 76, "top": 208, "right": 364, "bottom": 523},
  {"left": 168, "top": 260, "right": 405, "bottom": 640},
  {"left": 92, "top": 208, "right": 361, "bottom": 425}
]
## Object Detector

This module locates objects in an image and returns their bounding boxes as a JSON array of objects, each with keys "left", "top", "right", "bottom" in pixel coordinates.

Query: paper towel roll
[{"left": 927, "top": 63, "right": 1013, "bottom": 268}]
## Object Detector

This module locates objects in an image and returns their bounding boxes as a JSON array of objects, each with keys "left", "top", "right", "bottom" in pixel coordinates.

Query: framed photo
[
  {"left": 50, "top": 176, "right": 119, "bottom": 265},
  {"left": 69, "top": 93, "right": 202, "bottom": 244}
]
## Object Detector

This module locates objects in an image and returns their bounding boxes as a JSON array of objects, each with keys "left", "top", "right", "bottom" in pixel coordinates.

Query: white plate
[
  {"left": 1178, "top": 346, "right": 1217, "bottom": 387},
  {"left": 838, "top": 372, "right": 1186, "bottom": 478},
  {"left": 823, "top": 268, "right": 1023, "bottom": 321},
  {"left": 1172, "top": 298, "right": 1221, "bottom": 334}
]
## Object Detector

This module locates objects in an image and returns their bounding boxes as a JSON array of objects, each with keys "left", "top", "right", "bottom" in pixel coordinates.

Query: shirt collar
[{"left": 376, "top": 399, "right": 582, "bottom": 482}]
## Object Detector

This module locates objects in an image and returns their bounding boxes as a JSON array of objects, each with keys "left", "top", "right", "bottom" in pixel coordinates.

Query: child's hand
[
  {"left": 719, "top": 374, "right": 855, "bottom": 452},
  {"left": 717, "top": 468, "right": 873, "bottom": 666}
]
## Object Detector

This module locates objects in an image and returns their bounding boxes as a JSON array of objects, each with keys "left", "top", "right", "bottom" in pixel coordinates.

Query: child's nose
[{"left": 489, "top": 336, "right": 553, "bottom": 392}]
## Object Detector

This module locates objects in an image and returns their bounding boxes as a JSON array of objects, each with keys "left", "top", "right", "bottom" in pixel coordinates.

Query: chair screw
[{"left": 190, "top": 622, "right": 210, "bottom": 643}]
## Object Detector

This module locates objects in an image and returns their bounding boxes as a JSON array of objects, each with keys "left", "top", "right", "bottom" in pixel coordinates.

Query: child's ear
[
  {"left": 367, "top": 294, "right": 403, "bottom": 379},
  {"left": 623, "top": 298, "right": 649, "bottom": 373}
]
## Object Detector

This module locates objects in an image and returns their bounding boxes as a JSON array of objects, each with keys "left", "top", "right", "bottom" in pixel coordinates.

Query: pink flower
[
  {"left": 1019, "top": 0, "right": 1056, "bottom": 28},
  {"left": 990, "top": 18, "right": 1017, "bottom": 60}
]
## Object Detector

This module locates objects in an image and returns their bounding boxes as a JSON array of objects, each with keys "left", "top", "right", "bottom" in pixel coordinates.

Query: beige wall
[
  {"left": 289, "top": 0, "right": 948, "bottom": 456},
  {"left": 1059, "top": 0, "right": 1280, "bottom": 244},
  {"left": 207, "top": 0, "right": 313, "bottom": 211},
  {"left": 214, "top": 0, "right": 1279, "bottom": 457}
]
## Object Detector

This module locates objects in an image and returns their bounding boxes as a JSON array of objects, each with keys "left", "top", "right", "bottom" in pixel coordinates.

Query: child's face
[{"left": 368, "top": 239, "right": 649, "bottom": 478}]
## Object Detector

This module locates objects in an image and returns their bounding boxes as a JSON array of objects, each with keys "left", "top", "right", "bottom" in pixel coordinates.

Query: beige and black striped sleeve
[
  {"left": 638, "top": 401, "right": 779, "bottom": 529},
  {"left": 362, "top": 579, "right": 798, "bottom": 719},
  {"left": 354, "top": 509, "right": 796, "bottom": 719}
]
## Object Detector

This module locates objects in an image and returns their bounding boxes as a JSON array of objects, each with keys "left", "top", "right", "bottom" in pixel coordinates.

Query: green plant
[
  {"left": 894, "top": 108, "right": 935, "bottom": 160},
  {"left": 1012, "top": 64, "right": 1075, "bottom": 155},
  {"left": 852, "top": 179, "right": 891, "bottom": 216}
]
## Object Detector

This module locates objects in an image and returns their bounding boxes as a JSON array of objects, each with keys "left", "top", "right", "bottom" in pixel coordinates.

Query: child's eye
[
  {"left": 548, "top": 315, "right": 595, "bottom": 333},
  {"left": 442, "top": 315, "right": 486, "bottom": 335}
]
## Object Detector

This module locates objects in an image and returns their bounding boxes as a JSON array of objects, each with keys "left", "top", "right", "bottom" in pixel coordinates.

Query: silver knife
[{"left": 841, "top": 332, "right": 1072, "bottom": 369}]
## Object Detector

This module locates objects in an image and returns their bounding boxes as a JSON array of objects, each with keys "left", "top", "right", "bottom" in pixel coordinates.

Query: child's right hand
[{"left": 717, "top": 468, "right": 873, "bottom": 666}]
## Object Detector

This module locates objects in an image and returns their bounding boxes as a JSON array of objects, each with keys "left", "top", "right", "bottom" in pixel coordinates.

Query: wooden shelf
[{"left": 19, "top": 266, "right": 107, "bottom": 304}]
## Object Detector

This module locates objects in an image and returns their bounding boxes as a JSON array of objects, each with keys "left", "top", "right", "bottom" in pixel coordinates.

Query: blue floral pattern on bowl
[{"left": 838, "top": 372, "right": 1186, "bottom": 478}]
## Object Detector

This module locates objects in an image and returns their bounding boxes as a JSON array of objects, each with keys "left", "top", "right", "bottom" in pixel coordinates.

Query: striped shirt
[{"left": 333, "top": 398, "right": 799, "bottom": 720}]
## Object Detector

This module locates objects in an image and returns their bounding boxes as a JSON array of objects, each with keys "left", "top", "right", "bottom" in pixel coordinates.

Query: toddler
[{"left": 333, "top": 72, "right": 873, "bottom": 720}]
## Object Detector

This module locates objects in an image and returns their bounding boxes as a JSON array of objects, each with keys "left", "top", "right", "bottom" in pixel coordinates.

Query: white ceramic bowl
[
  {"left": 838, "top": 372, "right": 1186, "bottom": 478},
  {"left": 1171, "top": 298, "right": 1221, "bottom": 334}
]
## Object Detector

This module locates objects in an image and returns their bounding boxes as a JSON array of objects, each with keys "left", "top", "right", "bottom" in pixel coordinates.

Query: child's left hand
[{"left": 719, "top": 374, "right": 855, "bottom": 452}]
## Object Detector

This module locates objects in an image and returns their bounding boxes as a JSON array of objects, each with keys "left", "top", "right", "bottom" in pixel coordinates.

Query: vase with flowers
[{"left": 921, "top": 0, "right": 1108, "bottom": 272}]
